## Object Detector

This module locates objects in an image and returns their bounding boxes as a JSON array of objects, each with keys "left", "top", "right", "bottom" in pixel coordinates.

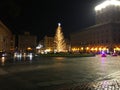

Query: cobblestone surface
[
  {"left": 55, "top": 80, "right": 120, "bottom": 90},
  {"left": 92, "top": 80, "right": 120, "bottom": 90}
]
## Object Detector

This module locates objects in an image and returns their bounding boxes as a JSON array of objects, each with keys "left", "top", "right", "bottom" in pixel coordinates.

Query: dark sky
[{"left": 0, "top": 0, "right": 103, "bottom": 40}]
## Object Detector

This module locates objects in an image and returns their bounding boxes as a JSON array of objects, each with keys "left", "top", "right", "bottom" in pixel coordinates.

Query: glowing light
[
  {"left": 81, "top": 47, "right": 83, "bottom": 50},
  {"left": 29, "top": 53, "right": 33, "bottom": 60},
  {"left": 54, "top": 23, "right": 66, "bottom": 52},
  {"left": 1, "top": 57, "right": 5, "bottom": 66},
  {"left": 95, "top": 0, "right": 120, "bottom": 11},
  {"left": 86, "top": 47, "right": 89, "bottom": 50},
  {"left": 23, "top": 53, "right": 26, "bottom": 57},
  {"left": 91, "top": 48, "right": 94, "bottom": 51},
  {"left": 99, "top": 47, "right": 102, "bottom": 51},
  {"left": 58, "top": 23, "right": 61, "bottom": 27},
  {"left": 102, "top": 51, "right": 105, "bottom": 54},
  {"left": 14, "top": 53, "right": 17, "bottom": 57},
  {"left": 27, "top": 47, "right": 32, "bottom": 51},
  {"left": 45, "top": 49, "right": 51, "bottom": 52},
  {"left": 14, "top": 52, "right": 22, "bottom": 58},
  {"left": 55, "top": 57, "right": 65, "bottom": 60},
  {"left": 95, "top": 48, "right": 98, "bottom": 51},
  {"left": 103, "top": 47, "right": 107, "bottom": 51},
  {"left": 36, "top": 44, "right": 43, "bottom": 49}
]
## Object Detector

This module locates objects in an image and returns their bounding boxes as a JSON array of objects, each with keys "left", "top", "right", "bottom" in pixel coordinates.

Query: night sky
[{"left": 0, "top": 0, "right": 103, "bottom": 40}]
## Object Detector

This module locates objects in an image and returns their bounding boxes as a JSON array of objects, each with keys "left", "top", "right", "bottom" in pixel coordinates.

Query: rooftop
[{"left": 95, "top": 0, "right": 120, "bottom": 11}]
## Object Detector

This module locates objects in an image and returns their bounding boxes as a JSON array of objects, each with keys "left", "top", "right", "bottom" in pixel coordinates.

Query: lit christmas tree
[{"left": 54, "top": 23, "right": 66, "bottom": 52}]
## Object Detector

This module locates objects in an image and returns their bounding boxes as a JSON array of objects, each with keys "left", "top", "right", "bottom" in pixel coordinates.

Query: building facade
[
  {"left": 0, "top": 20, "right": 13, "bottom": 52},
  {"left": 43, "top": 35, "right": 55, "bottom": 52},
  {"left": 18, "top": 32, "right": 37, "bottom": 52},
  {"left": 70, "top": 0, "right": 120, "bottom": 52},
  {"left": 10, "top": 35, "right": 16, "bottom": 52},
  {"left": 38, "top": 35, "right": 71, "bottom": 53}
]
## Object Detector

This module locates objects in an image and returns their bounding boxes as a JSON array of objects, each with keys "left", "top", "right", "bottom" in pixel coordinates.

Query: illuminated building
[
  {"left": 44, "top": 35, "right": 55, "bottom": 52},
  {"left": 10, "top": 35, "right": 16, "bottom": 52},
  {"left": 95, "top": 0, "right": 120, "bottom": 24},
  {"left": 70, "top": 0, "right": 120, "bottom": 52},
  {"left": 18, "top": 32, "right": 37, "bottom": 52},
  {"left": 0, "top": 20, "right": 13, "bottom": 52},
  {"left": 40, "top": 35, "right": 70, "bottom": 53}
]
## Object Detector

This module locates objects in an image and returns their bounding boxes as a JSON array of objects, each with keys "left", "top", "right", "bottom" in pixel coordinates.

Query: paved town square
[{"left": 0, "top": 55, "right": 120, "bottom": 90}]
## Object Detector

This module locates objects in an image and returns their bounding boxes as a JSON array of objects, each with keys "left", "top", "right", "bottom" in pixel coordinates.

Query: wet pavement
[{"left": 0, "top": 55, "right": 120, "bottom": 90}]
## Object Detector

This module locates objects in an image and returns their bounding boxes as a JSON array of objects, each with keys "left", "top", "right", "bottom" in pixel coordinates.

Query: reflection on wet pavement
[{"left": 0, "top": 55, "right": 120, "bottom": 89}]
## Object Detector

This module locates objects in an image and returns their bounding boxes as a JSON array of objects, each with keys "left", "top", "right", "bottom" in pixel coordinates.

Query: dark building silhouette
[
  {"left": 18, "top": 32, "right": 37, "bottom": 52},
  {"left": 0, "top": 20, "right": 14, "bottom": 52}
]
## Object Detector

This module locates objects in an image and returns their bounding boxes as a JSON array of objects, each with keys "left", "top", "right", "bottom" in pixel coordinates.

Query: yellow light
[
  {"left": 91, "top": 48, "right": 94, "bottom": 51},
  {"left": 72, "top": 48, "right": 74, "bottom": 51},
  {"left": 1, "top": 57, "right": 5, "bottom": 66},
  {"left": 72, "top": 48, "right": 76, "bottom": 51},
  {"left": 114, "top": 48, "right": 116, "bottom": 51},
  {"left": 45, "top": 49, "right": 51, "bottom": 52},
  {"left": 95, "top": 48, "right": 98, "bottom": 51},
  {"left": 118, "top": 48, "right": 120, "bottom": 50},
  {"left": 27, "top": 47, "right": 32, "bottom": 50},
  {"left": 103, "top": 47, "right": 106, "bottom": 51},
  {"left": 86, "top": 47, "right": 89, "bottom": 50},
  {"left": 95, "top": 0, "right": 120, "bottom": 11},
  {"left": 81, "top": 47, "right": 83, "bottom": 50},
  {"left": 116, "top": 47, "right": 119, "bottom": 50},
  {"left": 115, "top": 47, "right": 120, "bottom": 51},
  {"left": 99, "top": 47, "right": 102, "bottom": 51}
]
